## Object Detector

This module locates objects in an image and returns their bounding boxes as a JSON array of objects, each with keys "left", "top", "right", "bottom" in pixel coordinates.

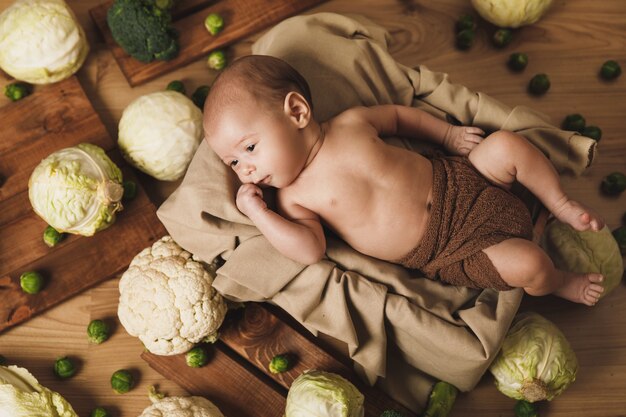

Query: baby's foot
[
  {"left": 552, "top": 199, "right": 604, "bottom": 231},
  {"left": 553, "top": 272, "right": 604, "bottom": 306}
]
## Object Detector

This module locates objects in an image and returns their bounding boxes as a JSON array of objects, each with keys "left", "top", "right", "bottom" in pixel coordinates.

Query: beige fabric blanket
[{"left": 157, "top": 13, "right": 596, "bottom": 412}]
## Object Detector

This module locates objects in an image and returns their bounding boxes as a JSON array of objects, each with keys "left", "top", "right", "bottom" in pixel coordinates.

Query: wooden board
[
  {"left": 0, "top": 76, "right": 167, "bottom": 333},
  {"left": 143, "top": 303, "right": 418, "bottom": 417},
  {"left": 90, "top": 0, "right": 328, "bottom": 86}
]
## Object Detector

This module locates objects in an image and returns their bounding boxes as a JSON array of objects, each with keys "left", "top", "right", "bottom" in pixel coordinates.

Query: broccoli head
[{"left": 107, "top": 0, "right": 179, "bottom": 63}]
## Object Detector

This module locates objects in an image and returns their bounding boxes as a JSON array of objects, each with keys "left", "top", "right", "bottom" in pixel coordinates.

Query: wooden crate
[
  {"left": 90, "top": 0, "right": 328, "bottom": 86},
  {"left": 0, "top": 76, "right": 167, "bottom": 333}
]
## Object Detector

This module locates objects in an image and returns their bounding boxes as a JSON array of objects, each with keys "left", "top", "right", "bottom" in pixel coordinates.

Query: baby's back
[{"left": 281, "top": 112, "right": 434, "bottom": 261}]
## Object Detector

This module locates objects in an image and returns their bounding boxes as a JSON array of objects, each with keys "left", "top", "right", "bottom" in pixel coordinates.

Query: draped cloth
[{"left": 157, "top": 13, "right": 596, "bottom": 412}]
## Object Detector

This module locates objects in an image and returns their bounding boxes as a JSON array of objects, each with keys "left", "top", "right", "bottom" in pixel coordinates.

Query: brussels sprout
[
  {"left": 54, "top": 356, "right": 76, "bottom": 379},
  {"left": 455, "top": 14, "right": 476, "bottom": 32},
  {"left": 87, "top": 319, "right": 110, "bottom": 344},
  {"left": 43, "top": 225, "right": 66, "bottom": 248},
  {"left": 601, "top": 172, "right": 626, "bottom": 196},
  {"left": 514, "top": 400, "right": 537, "bottom": 417},
  {"left": 455, "top": 29, "right": 475, "bottom": 50},
  {"left": 20, "top": 271, "right": 44, "bottom": 294},
  {"left": 600, "top": 60, "right": 621, "bottom": 80},
  {"left": 207, "top": 50, "right": 227, "bottom": 70},
  {"left": 192, "top": 85, "right": 210, "bottom": 109},
  {"left": 166, "top": 80, "right": 186, "bottom": 94},
  {"left": 561, "top": 113, "right": 585, "bottom": 133},
  {"left": 122, "top": 180, "right": 138, "bottom": 201},
  {"left": 508, "top": 52, "right": 528, "bottom": 72},
  {"left": 492, "top": 28, "right": 513, "bottom": 48},
  {"left": 582, "top": 125, "right": 602, "bottom": 141},
  {"left": 613, "top": 226, "right": 626, "bottom": 255},
  {"left": 268, "top": 354, "right": 291, "bottom": 374},
  {"left": 154, "top": 0, "right": 175, "bottom": 9},
  {"left": 4, "top": 82, "right": 32, "bottom": 101},
  {"left": 528, "top": 73, "right": 550, "bottom": 95},
  {"left": 185, "top": 346, "right": 209, "bottom": 368},
  {"left": 90, "top": 407, "right": 111, "bottom": 417},
  {"left": 204, "top": 13, "right": 224, "bottom": 36},
  {"left": 380, "top": 411, "right": 404, "bottom": 417},
  {"left": 111, "top": 369, "right": 134, "bottom": 393},
  {"left": 423, "top": 381, "right": 458, "bottom": 417}
]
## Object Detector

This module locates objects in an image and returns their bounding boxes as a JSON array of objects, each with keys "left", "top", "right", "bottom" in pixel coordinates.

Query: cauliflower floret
[
  {"left": 118, "top": 236, "right": 227, "bottom": 355},
  {"left": 139, "top": 395, "right": 225, "bottom": 417}
]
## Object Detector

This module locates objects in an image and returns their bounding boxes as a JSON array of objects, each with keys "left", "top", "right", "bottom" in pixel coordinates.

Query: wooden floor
[{"left": 1, "top": 0, "right": 625, "bottom": 416}]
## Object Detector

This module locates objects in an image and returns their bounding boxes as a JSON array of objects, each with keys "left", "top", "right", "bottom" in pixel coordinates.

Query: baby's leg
[
  {"left": 468, "top": 130, "right": 603, "bottom": 231},
  {"left": 483, "top": 238, "right": 604, "bottom": 305}
]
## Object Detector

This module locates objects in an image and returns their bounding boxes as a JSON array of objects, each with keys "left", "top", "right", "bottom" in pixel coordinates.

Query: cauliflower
[
  {"left": 471, "top": 0, "right": 553, "bottom": 28},
  {"left": 139, "top": 395, "right": 225, "bottom": 417},
  {"left": 118, "top": 236, "right": 227, "bottom": 355}
]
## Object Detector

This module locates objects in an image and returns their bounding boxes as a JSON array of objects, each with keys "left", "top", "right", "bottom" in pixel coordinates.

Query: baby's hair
[{"left": 204, "top": 55, "right": 313, "bottom": 126}]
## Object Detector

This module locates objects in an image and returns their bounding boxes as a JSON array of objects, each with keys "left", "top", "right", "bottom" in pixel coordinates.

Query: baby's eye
[
  {"left": 246, "top": 144, "right": 255, "bottom": 152},
  {"left": 229, "top": 160, "right": 238, "bottom": 168}
]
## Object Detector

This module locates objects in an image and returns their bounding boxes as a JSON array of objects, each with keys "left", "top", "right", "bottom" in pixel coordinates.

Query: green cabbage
[
  {"left": 543, "top": 221, "right": 624, "bottom": 298},
  {"left": 471, "top": 0, "right": 553, "bottom": 28},
  {"left": 0, "top": 365, "right": 78, "bottom": 416},
  {"left": 285, "top": 370, "right": 364, "bottom": 417},
  {"left": 0, "top": 0, "right": 89, "bottom": 84},
  {"left": 29, "top": 143, "right": 124, "bottom": 236},
  {"left": 489, "top": 312, "right": 578, "bottom": 402},
  {"left": 118, "top": 91, "right": 203, "bottom": 181}
]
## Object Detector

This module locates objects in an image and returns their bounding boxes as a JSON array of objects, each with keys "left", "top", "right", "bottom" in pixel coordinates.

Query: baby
[{"left": 204, "top": 55, "right": 605, "bottom": 306}]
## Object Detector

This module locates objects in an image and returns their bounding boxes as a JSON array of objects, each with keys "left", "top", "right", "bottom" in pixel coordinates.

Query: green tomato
[
  {"left": 20, "top": 271, "right": 44, "bottom": 294},
  {"left": 90, "top": 407, "right": 111, "bottom": 417},
  {"left": 561, "top": 113, "right": 586, "bottom": 133},
  {"left": 514, "top": 400, "right": 538, "bottom": 417},
  {"left": 87, "top": 319, "right": 110, "bottom": 344},
  {"left": 508, "top": 52, "right": 528, "bottom": 72},
  {"left": 204, "top": 13, "right": 224, "bottom": 36},
  {"left": 582, "top": 125, "right": 602, "bottom": 141},
  {"left": 455, "top": 29, "right": 475, "bottom": 50},
  {"left": 207, "top": 50, "right": 227, "bottom": 70},
  {"left": 43, "top": 225, "right": 66, "bottom": 248},
  {"left": 268, "top": 354, "right": 291, "bottom": 374},
  {"left": 185, "top": 346, "right": 209, "bottom": 368},
  {"left": 166, "top": 80, "right": 186, "bottom": 94},
  {"left": 492, "top": 28, "right": 513, "bottom": 48},
  {"left": 110, "top": 369, "right": 134, "bottom": 394},
  {"left": 54, "top": 356, "right": 76, "bottom": 379},
  {"left": 528, "top": 73, "right": 550, "bottom": 96},
  {"left": 601, "top": 172, "right": 626, "bottom": 196},
  {"left": 191, "top": 85, "right": 210, "bottom": 109},
  {"left": 600, "top": 60, "right": 621, "bottom": 80}
]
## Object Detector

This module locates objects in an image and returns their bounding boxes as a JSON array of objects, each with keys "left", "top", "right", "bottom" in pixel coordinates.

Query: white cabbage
[
  {"left": 471, "top": 0, "right": 553, "bottom": 28},
  {"left": 118, "top": 91, "right": 203, "bottom": 181},
  {"left": 285, "top": 370, "right": 364, "bottom": 417},
  {"left": 28, "top": 143, "right": 124, "bottom": 236},
  {"left": 0, "top": 365, "right": 78, "bottom": 417},
  {"left": 0, "top": 0, "right": 89, "bottom": 84},
  {"left": 489, "top": 312, "right": 578, "bottom": 402},
  {"left": 543, "top": 221, "right": 624, "bottom": 298},
  {"left": 139, "top": 395, "right": 225, "bottom": 417}
]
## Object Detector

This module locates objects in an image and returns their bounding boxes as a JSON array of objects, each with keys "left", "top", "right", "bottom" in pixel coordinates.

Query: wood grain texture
[
  {"left": 90, "top": 0, "right": 329, "bottom": 86},
  {"left": 0, "top": 0, "right": 624, "bottom": 416},
  {"left": 0, "top": 77, "right": 167, "bottom": 333}
]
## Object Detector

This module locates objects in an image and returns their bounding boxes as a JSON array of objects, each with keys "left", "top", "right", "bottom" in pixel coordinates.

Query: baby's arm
[
  {"left": 356, "top": 105, "right": 484, "bottom": 155},
  {"left": 236, "top": 184, "right": 326, "bottom": 265}
]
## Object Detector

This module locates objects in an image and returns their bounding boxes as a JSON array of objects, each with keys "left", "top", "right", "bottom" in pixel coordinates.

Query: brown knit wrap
[{"left": 395, "top": 156, "right": 533, "bottom": 290}]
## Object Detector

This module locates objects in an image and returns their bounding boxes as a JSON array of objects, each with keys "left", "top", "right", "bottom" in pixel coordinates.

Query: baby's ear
[{"left": 284, "top": 92, "right": 311, "bottom": 128}]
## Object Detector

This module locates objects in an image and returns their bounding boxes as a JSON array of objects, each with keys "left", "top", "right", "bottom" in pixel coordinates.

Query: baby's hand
[
  {"left": 236, "top": 184, "right": 268, "bottom": 218},
  {"left": 444, "top": 126, "right": 485, "bottom": 156}
]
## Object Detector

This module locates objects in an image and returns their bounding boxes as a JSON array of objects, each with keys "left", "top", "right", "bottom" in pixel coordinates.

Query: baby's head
[{"left": 204, "top": 55, "right": 319, "bottom": 188}]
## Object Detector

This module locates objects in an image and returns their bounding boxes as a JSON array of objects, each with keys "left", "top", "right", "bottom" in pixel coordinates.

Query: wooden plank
[
  {"left": 90, "top": 0, "right": 328, "bottom": 86},
  {"left": 219, "top": 303, "right": 418, "bottom": 417},
  {"left": 0, "top": 76, "right": 167, "bottom": 333},
  {"left": 142, "top": 348, "right": 286, "bottom": 417}
]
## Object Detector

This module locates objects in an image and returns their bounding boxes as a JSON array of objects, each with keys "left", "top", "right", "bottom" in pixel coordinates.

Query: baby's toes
[{"left": 588, "top": 273, "right": 604, "bottom": 283}]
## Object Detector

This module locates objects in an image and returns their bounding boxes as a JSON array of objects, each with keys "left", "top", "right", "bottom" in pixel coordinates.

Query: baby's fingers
[
  {"left": 464, "top": 134, "right": 484, "bottom": 144},
  {"left": 466, "top": 127, "right": 485, "bottom": 136}
]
